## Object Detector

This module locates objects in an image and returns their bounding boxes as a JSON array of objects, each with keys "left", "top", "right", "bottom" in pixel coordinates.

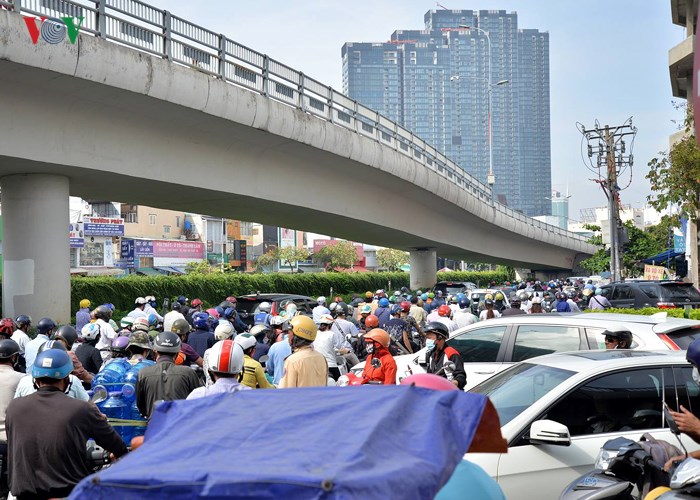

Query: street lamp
[{"left": 458, "top": 25, "right": 508, "bottom": 194}]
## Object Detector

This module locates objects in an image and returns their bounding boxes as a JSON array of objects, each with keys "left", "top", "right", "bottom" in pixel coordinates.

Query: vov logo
[{"left": 23, "top": 16, "right": 83, "bottom": 44}]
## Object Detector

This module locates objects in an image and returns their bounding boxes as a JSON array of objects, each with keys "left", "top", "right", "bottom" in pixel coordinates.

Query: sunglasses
[{"left": 604, "top": 336, "right": 617, "bottom": 344}]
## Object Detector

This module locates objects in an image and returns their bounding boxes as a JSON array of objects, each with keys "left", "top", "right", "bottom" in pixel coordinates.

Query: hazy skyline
[{"left": 147, "top": 0, "right": 684, "bottom": 221}]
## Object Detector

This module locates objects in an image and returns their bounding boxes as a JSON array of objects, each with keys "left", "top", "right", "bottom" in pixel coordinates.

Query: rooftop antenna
[{"left": 436, "top": 2, "right": 450, "bottom": 10}]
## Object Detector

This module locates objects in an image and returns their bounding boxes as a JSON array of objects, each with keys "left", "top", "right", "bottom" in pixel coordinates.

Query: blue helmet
[
  {"left": 378, "top": 298, "right": 390, "bottom": 308},
  {"left": 193, "top": 312, "right": 210, "bottom": 329},
  {"left": 390, "top": 304, "right": 402, "bottom": 315},
  {"left": 458, "top": 297, "right": 471, "bottom": 309},
  {"left": 223, "top": 307, "right": 237, "bottom": 320},
  {"left": 32, "top": 349, "right": 73, "bottom": 379},
  {"left": 177, "top": 295, "right": 187, "bottom": 305},
  {"left": 215, "top": 306, "right": 225, "bottom": 317},
  {"left": 687, "top": 339, "right": 700, "bottom": 368},
  {"left": 147, "top": 313, "right": 158, "bottom": 327},
  {"left": 420, "top": 293, "right": 429, "bottom": 301},
  {"left": 456, "top": 293, "right": 466, "bottom": 301},
  {"left": 103, "top": 303, "right": 115, "bottom": 311}
]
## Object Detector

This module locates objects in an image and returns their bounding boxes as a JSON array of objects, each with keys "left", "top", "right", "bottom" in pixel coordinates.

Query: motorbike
[{"left": 559, "top": 404, "right": 685, "bottom": 499}]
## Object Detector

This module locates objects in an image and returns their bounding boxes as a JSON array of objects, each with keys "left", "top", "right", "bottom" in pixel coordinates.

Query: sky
[{"left": 146, "top": 0, "right": 685, "bottom": 221}]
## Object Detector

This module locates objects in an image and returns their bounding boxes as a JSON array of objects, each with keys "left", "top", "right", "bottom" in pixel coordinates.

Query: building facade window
[
  {"left": 163, "top": 225, "right": 171, "bottom": 234},
  {"left": 176, "top": 216, "right": 181, "bottom": 228},
  {"left": 149, "top": 214, "right": 156, "bottom": 225}
]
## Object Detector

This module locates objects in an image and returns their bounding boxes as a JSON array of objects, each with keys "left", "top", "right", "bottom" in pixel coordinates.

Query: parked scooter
[{"left": 559, "top": 405, "right": 684, "bottom": 499}]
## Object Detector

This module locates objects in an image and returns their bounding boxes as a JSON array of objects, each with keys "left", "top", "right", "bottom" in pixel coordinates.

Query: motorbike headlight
[
  {"left": 594, "top": 448, "right": 617, "bottom": 471},
  {"left": 337, "top": 375, "right": 350, "bottom": 387}
]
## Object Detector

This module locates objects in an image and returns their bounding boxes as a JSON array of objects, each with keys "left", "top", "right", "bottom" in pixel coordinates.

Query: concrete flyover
[{"left": 0, "top": 5, "right": 595, "bottom": 322}]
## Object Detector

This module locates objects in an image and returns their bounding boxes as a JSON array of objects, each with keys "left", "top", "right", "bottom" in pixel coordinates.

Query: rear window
[
  {"left": 639, "top": 285, "right": 660, "bottom": 299},
  {"left": 659, "top": 284, "right": 700, "bottom": 301},
  {"left": 236, "top": 299, "right": 264, "bottom": 314},
  {"left": 665, "top": 327, "right": 700, "bottom": 349}
]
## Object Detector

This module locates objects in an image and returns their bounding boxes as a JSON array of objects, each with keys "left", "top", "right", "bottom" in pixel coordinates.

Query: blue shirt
[
  {"left": 75, "top": 308, "right": 91, "bottom": 334},
  {"left": 24, "top": 334, "right": 49, "bottom": 373},
  {"left": 436, "top": 460, "right": 505, "bottom": 500},
  {"left": 187, "top": 330, "right": 215, "bottom": 358},
  {"left": 266, "top": 338, "right": 291, "bottom": 385}
]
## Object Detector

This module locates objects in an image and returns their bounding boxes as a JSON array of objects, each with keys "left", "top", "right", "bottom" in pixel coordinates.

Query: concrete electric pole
[{"left": 577, "top": 118, "right": 637, "bottom": 282}]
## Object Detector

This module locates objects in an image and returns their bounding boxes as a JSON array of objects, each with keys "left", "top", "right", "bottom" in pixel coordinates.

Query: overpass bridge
[{"left": 0, "top": 1, "right": 595, "bottom": 322}]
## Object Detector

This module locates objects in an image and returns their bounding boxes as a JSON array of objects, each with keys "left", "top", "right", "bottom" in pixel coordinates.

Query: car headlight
[{"left": 594, "top": 448, "right": 617, "bottom": 471}]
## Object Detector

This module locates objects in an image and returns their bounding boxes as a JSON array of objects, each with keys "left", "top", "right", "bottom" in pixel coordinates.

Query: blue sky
[{"left": 147, "top": 0, "right": 685, "bottom": 219}]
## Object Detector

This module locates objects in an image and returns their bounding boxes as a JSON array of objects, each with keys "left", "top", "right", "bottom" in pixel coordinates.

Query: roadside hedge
[
  {"left": 69, "top": 270, "right": 513, "bottom": 314},
  {"left": 586, "top": 307, "right": 700, "bottom": 321}
]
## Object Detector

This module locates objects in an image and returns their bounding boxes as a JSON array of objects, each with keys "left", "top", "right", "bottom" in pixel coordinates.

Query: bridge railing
[{"left": 6, "top": 0, "right": 587, "bottom": 243}]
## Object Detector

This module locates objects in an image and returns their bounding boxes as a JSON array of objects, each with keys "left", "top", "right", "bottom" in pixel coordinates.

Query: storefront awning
[
  {"left": 154, "top": 266, "right": 187, "bottom": 275},
  {"left": 135, "top": 267, "right": 160, "bottom": 276}
]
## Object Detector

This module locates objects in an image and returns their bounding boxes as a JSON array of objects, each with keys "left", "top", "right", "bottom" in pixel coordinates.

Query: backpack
[{"left": 638, "top": 433, "right": 681, "bottom": 496}]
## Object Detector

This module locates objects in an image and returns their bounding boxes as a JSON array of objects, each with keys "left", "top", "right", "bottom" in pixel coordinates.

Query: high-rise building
[
  {"left": 550, "top": 190, "right": 570, "bottom": 230},
  {"left": 342, "top": 9, "right": 551, "bottom": 216}
]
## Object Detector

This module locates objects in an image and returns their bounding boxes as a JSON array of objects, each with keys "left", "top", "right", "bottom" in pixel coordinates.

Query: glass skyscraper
[{"left": 342, "top": 10, "right": 551, "bottom": 216}]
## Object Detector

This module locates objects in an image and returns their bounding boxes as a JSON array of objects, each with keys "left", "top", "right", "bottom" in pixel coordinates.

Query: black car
[
  {"left": 600, "top": 280, "right": 700, "bottom": 309},
  {"left": 235, "top": 293, "right": 316, "bottom": 326}
]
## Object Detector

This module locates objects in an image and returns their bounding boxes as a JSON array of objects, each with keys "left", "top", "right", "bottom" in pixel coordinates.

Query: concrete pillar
[
  {"left": 410, "top": 249, "right": 437, "bottom": 290},
  {"left": 1, "top": 174, "right": 70, "bottom": 324}
]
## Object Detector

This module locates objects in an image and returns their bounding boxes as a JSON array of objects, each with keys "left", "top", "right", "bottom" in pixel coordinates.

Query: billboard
[
  {"left": 69, "top": 222, "right": 84, "bottom": 248},
  {"left": 83, "top": 217, "right": 124, "bottom": 237}
]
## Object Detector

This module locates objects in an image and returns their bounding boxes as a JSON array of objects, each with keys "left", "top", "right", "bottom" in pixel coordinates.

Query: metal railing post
[
  {"left": 163, "top": 10, "right": 172, "bottom": 61},
  {"left": 96, "top": 0, "right": 106, "bottom": 39},
  {"left": 217, "top": 34, "right": 226, "bottom": 80},
  {"left": 327, "top": 86, "right": 333, "bottom": 123},
  {"left": 261, "top": 55, "right": 269, "bottom": 96},
  {"left": 11, "top": 0, "right": 19, "bottom": 12},
  {"left": 297, "top": 72, "right": 304, "bottom": 111}
]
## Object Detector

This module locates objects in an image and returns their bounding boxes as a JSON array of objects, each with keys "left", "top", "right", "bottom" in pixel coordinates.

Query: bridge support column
[
  {"left": 1, "top": 174, "right": 70, "bottom": 324},
  {"left": 410, "top": 249, "right": 437, "bottom": 290}
]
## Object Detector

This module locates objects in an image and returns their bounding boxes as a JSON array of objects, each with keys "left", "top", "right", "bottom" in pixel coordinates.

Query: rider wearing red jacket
[{"left": 361, "top": 328, "right": 397, "bottom": 385}]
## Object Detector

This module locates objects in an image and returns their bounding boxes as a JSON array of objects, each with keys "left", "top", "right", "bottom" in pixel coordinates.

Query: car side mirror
[{"left": 529, "top": 420, "right": 571, "bottom": 446}]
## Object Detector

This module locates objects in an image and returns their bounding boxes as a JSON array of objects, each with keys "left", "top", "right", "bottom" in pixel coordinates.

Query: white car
[
  {"left": 352, "top": 312, "right": 700, "bottom": 389},
  {"left": 468, "top": 350, "right": 700, "bottom": 500}
]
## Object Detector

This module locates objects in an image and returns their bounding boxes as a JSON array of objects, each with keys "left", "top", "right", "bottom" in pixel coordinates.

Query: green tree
[
  {"left": 185, "top": 260, "right": 216, "bottom": 274},
  {"left": 376, "top": 248, "right": 409, "bottom": 271},
  {"left": 277, "top": 246, "right": 312, "bottom": 273},
  {"left": 313, "top": 241, "right": 358, "bottom": 271},
  {"left": 254, "top": 250, "right": 278, "bottom": 272},
  {"left": 579, "top": 225, "right": 608, "bottom": 275}
]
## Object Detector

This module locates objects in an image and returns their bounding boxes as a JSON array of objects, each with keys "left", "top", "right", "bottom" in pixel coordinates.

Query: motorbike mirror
[
  {"left": 444, "top": 361, "right": 456, "bottom": 371},
  {"left": 258, "top": 355, "right": 269, "bottom": 364},
  {"left": 90, "top": 388, "right": 108, "bottom": 405}
]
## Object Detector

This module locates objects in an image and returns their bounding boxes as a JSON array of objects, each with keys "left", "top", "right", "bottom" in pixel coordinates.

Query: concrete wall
[
  {"left": 0, "top": 10, "right": 594, "bottom": 270},
  {"left": 123, "top": 206, "right": 186, "bottom": 240}
]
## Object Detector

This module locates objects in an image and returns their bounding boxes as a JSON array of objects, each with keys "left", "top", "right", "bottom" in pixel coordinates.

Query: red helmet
[
  {"left": 0, "top": 318, "right": 14, "bottom": 336},
  {"left": 191, "top": 298, "right": 203, "bottom": 307},
  {"left": 400, "top": 373, "right": 457, "bottom": 391},
  {"left": 225, "top": 296, "right": 237, "bottom": 304},
  {"left": 437, "top": 305, "right": 451, "bottom": 317},
  {"left": 364, "top": 314, "right": 379, "bottom": 329},
  {"left": 365, "top": 328, "right": 390, "bottom": 348},
  {"left": 399, "top": 301, "right": 411, "bottom": 313}
]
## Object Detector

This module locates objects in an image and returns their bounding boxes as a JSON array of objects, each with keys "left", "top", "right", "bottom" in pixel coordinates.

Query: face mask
[
  {"left": 426, "top": 339, "right": 436, "bottom": 352},
  {"left": 365, "top": 343, "right": 374, "bottom": 354},
  {"left": 693, "top": 367, "right": 700, "bottom": 385}
]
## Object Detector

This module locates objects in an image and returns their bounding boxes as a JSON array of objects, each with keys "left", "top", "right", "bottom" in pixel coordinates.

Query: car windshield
[
  {"left": 445, "top": 286, "right": 465, "bottom": 295},
  {"left": 471, "top": 363, "right": 575, "bottom": 426},
  {"left": 659, "top": 284, "right": 700, "bottom": 301},
  {"left": 236, "top": 298, "right": 266, "bottom": 314}
]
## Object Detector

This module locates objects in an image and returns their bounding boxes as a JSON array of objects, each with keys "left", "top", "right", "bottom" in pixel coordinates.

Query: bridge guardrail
[{"left": 5, "top": 0, "right": 588, "bottom": 244}]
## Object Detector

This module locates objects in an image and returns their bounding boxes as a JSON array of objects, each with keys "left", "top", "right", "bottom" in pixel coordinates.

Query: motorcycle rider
[
  {"left": 409, "top": 295, "right": 427, "bottom": 325},
  {"left": 186, "top": 298, "right": 204, "bottom": 325},
  {"left": 6, "top": 349, "right": 128, "bottom": 499},
  {"left": 235, "top": 334, "right": 274, "bottom": 389},
  {"left": 313, "top": 315, "right": 342, "bottom": 381},
  {"left": 136, "top": 331, "right": 202, "bottom": 418},
  {"left": 501, "top": 295, "right": 526, "bottom": 317},
  {"left": 421, "top": 322, "right": 466, "bottom": 389},
  {"left": 250, "top": 324, "right": 272, "bottom": 362},
  {"left": 171, "top": 318, "right": 203, "bottom": 368},
  {"left": 163, "top": 302, "right": 186, "bottom": 333},
  {"left": 144, "top": 295, "right": 163, "bottom": 323},
  {"left": 188, "top": 312, "right": 215, "bottom": 358},
  {"left": 603, "top": 326, "right": 633, "bottom": 350},
  {"left": 93, "top": 305, "right": 118, "bottom": 360},
  {"left": 76, "top": 324, "right": 103, "bottom": 375},
  {"left": 279, "top": 316, "right": 328, "bottom": 388},
  {"left": 665, "top": 338, "right": 700, "bottom": 469},
  {"left": 588, "top": 288, "right": 612, "bottom": 310},
  {"left": 52, "top": 325, "right": 92, "bottom": 386},
  {"left": 312, "top": 296, "right": 331, "bottom": 325},
  {"left": 126, "top": 332, "right": 152, "bottom": 366},
  {"left": 361, "top": 328, "right": 397, "bottom": 385},
  {"left": 128, "top": 297, "right": 149, "bottom": 319},
  {"left": 253, "top": 302, "right": 272, "bottom": 326},
  {"left": 330, "top": 306, "right": 361, "bottom": 367},
  {"left": 75, "top": 299, "right": 92, "bottom": 334},
  {"left": 0, "top": 340, "right": 22, "bottom": 496},
  {"left": 187, "top": 340, "right": 250, "bottom": 400},
  {"left": 453, "top": 297, "right": 479, "bottom": 327},
  {"left": 435, "top": 305, "right": 458, "bottom": 333},
  {"left": 479, "top": 299, "right": 501, "bottom": 321},
  {"left": 374, "top": 297, "right": 392, "bottom": 327},
  {"left": 11, "top": 315, "right": 31, "bottom": 371},
  {"left": 24, "top": 317, "right": 56, "bottom": 371}
]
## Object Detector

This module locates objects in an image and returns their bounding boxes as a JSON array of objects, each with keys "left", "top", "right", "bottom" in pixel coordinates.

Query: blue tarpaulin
[
  {"left": 641, "top": 250, "right": 685, "bottom": 265},
  {"left": 71, "top": 386, "right": 490, "bottom": 499}
]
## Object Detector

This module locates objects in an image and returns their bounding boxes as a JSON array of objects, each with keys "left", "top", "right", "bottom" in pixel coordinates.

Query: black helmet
[
  {"left": 603, "top": 326, "right": 633, "bottom": 347},
  {"left": 36, "top": 317, "right": 57, "bottom": 335},
  {"left": 171, "top": 302, "right": 182, "bottom": 312},
  {"left": 94, "top": 305, "right": 112, "bottom": 321},
  {"left": 38, "top": 339, "right": 67, "bottom": 353},
  {"left": 15, "top": 315, "right": 31, "bottom": 328},
  {"left": 53, "top": 325, "right": 78, "bottom": 349},
  {"left": 423, "top": 321, "right": 449, "bottom": 339},
  {"left": 0, "top": 339, "right": 20, "bottom": 359},
  {"left": 154, "top": 331, "right": 181, "bottom": 354}
]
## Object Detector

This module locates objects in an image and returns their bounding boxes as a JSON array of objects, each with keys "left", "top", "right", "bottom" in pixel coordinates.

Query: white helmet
[
  {"left": 317, "top": 296, "right": 327, "bottom": 305},
  {"left": 319, "top": 314, "right": 334, "bottom": 326},
  {"left": 270, "top": 315, "right": 288, "bottom": 327},
  {"left": 285, "top": 303, "right": 298, "bottom": 316},
  {"left": 258, "top": 302, "right": 271, "bottom": 313},
  {"left": 145, "top": 295, "right": 156, "bottom": 302},
  {"left": 234, "top": 333, "right": 257, "bottom": 351},
  {"left": 80, "top": 323, "right": 100, "bottom": 341},
  {"left": 214, "top": 322, "right": 234, "bottom": 341},
  {"left": 206, "top": 340, "right": 244, "bottom": 375},
  {"left": 134, "top": 297, "right": 147, "bottom": 305}
]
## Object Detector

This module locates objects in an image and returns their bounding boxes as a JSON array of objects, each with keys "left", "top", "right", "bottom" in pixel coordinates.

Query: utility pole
[{"left": 578, "top": 118, "right": 637, "bottom": 282}]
